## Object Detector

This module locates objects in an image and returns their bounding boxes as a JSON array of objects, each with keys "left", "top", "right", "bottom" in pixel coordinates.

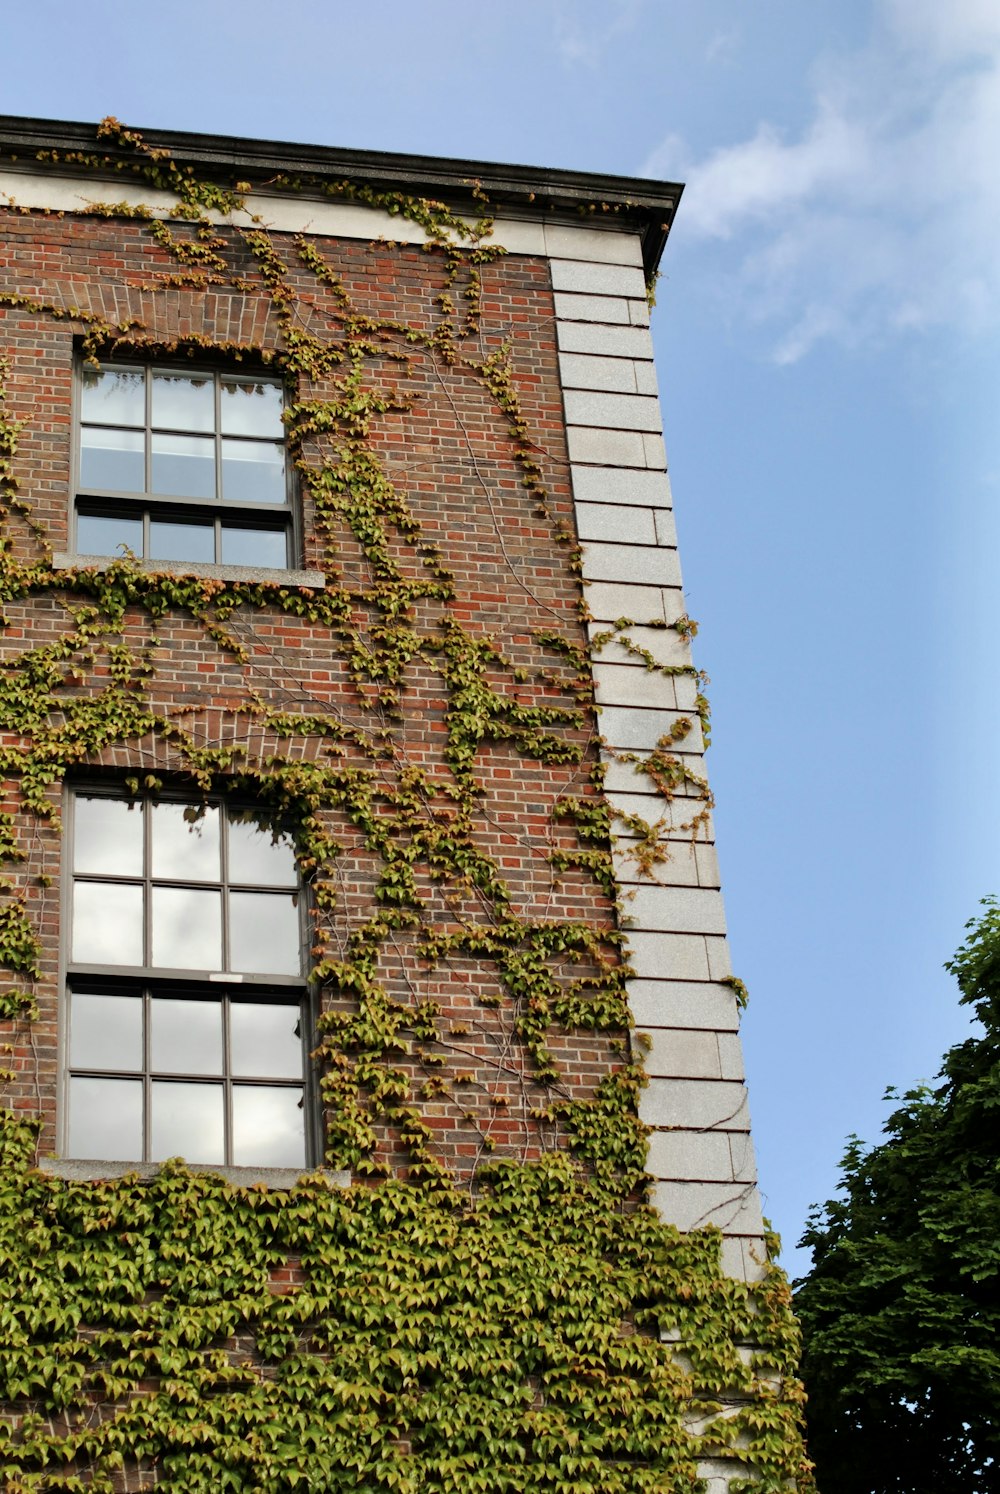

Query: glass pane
[
  {"left": 69, "top": 1076, "right": 143, "bottom": 1161},
  {"left": 150, "top": 1080, "right": 224, "bottom": 1163},
  {"left": 80, "top": 427, "right": 144, "bottom": 492},
  {"left": 220, "top": 525, "right": 287, "bottom": 569},
  {"left": 229, "top": 892, "right": 300, "bottom": 975},
  {"left": 149, "top": 518, "right": 215, "bottom": 564},
  {"left": 151, "top": 996, "right": 222, "bottom": 1075},
  {"left": 151, "top": 802, "right": 220, "bottom": 881},
  {"left": 221, "top": 439, "right": 285, "bottom": 504},
  {"left": 232, "top": 1085, "right": 305, "bottom": 1168},
  {"left": 151, "top": 433, "right": 215, "bottom": 499},
  {"left": 80, "top": 366, "right": 144, "bottom": 427},
  {"left": 69, "top": 990, "right": 143, "bottom": 1070},
  {"left": 231, "top": 1002, "right": 302, "bottom": 1079},
  {"left": 227, "top": 816, "right": 297, "bottom": 886},
  {"left": 152, "top": 371, "right": 214, "bottom": 432},
  {"left": 76, "top": 510, "right": 144, "bottom": 557},
  {"left": 220, "top": 380, "right": 283, "bottom": 438},
  {"left": 73, "top": 881, "right": 143, "bottom": 966},
  {"left": 74, "top": 795, "right": 143, "bottom": 876},
  {"left": 152, "top": 887, "right": 221, "bottom": 970}
]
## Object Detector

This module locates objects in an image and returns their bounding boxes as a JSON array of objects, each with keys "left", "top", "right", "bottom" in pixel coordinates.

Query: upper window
[
  {"left": 75, "top": 362, "right": 292, "bottom": 570},
  {"left": 64, "top": 790, "right": 309, "bottom": 1170}
]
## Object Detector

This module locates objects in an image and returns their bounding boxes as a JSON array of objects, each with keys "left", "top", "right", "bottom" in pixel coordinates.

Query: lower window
[
  {"left": 63, "top": 789, "right": 311, "bottom": 1170},
  {"left": 67, "top": 985, "right": 306, "bottom": 1168}
]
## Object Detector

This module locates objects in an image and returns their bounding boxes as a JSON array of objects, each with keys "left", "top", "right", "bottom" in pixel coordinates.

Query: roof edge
[{"left": 0, "top": 114, "right": 683, "bottom": 276}]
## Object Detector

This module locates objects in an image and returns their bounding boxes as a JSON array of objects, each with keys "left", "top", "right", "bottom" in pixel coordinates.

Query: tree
[{"left": 794, "top": 900, "right": 1000, "bottom": 1494}]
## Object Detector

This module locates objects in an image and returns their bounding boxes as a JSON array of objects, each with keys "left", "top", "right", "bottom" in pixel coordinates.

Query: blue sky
[{"left": 3, "top": 0, "right": 998, "bottom": 1275}]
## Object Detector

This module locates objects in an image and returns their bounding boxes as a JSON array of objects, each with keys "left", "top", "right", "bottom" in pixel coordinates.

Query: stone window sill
[
  {"left": 52, "top": 553, "right": 327, "bottom": 589},
  {"left": 40, "top": 1157, "right": 350, "bottom": 1189}
]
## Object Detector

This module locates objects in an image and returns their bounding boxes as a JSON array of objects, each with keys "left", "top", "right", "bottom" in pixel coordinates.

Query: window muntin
[
  {"left": 76, "top": 363, "right": 291, "bottom": 569},
  {"left": 65, "top": 792, "right": 308, "bottom": 1168}
]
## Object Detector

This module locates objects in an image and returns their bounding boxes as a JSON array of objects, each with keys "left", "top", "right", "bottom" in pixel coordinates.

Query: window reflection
[
  {"left": 69, "top": 1076, "right": 142, "bottom": 1160},
  {"left": 232, "top": 1085, "right": 305, "bottom": 1168},
  {"left": 74, "top": 795, "right": 143, "bottom": 877},
  {"left": 70, "top": 990, "right": 143, "bottom": 1070},
  {"left": 229, "top": 892, "right": 299, "bottom": 975},
  {"left": 72, "top": 881, "right": 143, "bottom": 966},
  {"left": 231, "top": 1002, "right": 302, "bottom": 1078},
  {"left": 151, "top": 802, "right": 220, "bottom": 881},
  {"left": 151, "top": 887, "right": 222, "bottom": 970},
  {"left": 150, "top": 1081, "right": 224, "bottom": 1163}
]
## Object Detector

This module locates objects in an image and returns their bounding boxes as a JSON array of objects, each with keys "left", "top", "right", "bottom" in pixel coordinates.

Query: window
[
  {"left": 75, "top": 362, "right": 293, "bottom": 570},
  {"left": 64, "top": 790, "right": 310, "bottom": 1169}
]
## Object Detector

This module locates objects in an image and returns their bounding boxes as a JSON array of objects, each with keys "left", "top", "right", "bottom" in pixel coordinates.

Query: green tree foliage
[{"left": 795, "top": 900, "right": 1000, "bottom": 1493}]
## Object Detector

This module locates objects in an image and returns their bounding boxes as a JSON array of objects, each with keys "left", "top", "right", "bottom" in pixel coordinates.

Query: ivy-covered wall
[{"left": 0, "top": 119, "right": 812, "bottom": 1490}]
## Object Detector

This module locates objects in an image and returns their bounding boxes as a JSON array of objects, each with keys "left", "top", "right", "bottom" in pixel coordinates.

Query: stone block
[
  {"left": 593, "top": 662, "right": 679, "bottom": 710},
  {"left": 559, "top": 352, "right": 638, "bottom": 394},
  {"left": 626, "top": 884, "right": 727, "bottom": 935},
  {"left": 572, "top": 464, "right": 672, "bottom": 509},
  {"left": 650, "top": 1180, "right": 765, "bottom": 1235},
  {"left": 598, "top": 706, "right": 703, "bottom": 752},
  {"left": 642, "top": 432, "right": 667, "bottom": 468},
  {"left": 567, "top": 426, "right": 646, "bottom": 467},
  {"left": 645, "top": 1129, "right": 736, "bottom": 1181},
  {"left": 728, "top": 1132, "right": 758, "bottom": 1183},
  {"left": 556, "top": 321, "right": 655, "bottom": 359},
  {"left": 640, "top": 1027, "right": 721, "bottom": 1077},
  {"left": 599, "top": 749, "right": 707, "bottom": 796},
  {"left": 706, "top": 936, "right": 733, "bottom": 980},
  {"left": 626, "top": 979, "right": 740, "bottom": 1031},
  {"left": 626, "top": 930, "right": 711, "bottom": 981},
  {"left": 718, "top": 1033, "right": 746, "bottom": 1081},
  {"left": 575, "top": 503, "right": 657, "bottom": 544},
  {"left": 654, "top": 508, "right": 678, "bottom": 546},
  {"left": 613, "top": 842, "right": 699, "bottom": 888},
  {"left": 695, "top": 843, "right": 722, "bottom": 888},
  {"left": 629, "top": 299, "right": 651, "bottom": 327},
  {"left": 588, "top": 622, "right": 691, "bottom": 668},
  {"left": 580, "top": 541, "right": 680, "bottom": 586},
  {"left": 635, "top": 361, "right": 659, "bottom": 395},
  {"left": 553, "top": 291, "right": 630, "bottom": 324},
  {"left": 639, "top": 1077, "right": 750, "bottom": 1131},
  {"left": 582, "top": 580, "right": 672, "bottom": 623},
  {"left": 563, "top": 389, "right": 663, "bottom": 432},
  {"left": 550, "top": 259, "right": 649, "bottom": 298},
  {"left": 544, "top": 222, "right": 644, "bottom": 266}
]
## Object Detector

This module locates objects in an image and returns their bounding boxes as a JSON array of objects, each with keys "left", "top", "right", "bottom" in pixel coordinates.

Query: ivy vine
[{"left": 0, "top": 120, "right": 811, "bottom": 1490}]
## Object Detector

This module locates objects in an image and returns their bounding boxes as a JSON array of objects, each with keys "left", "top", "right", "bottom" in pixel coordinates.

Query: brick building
[{"left": 0, "top": 117, "right": 809, "bottom": 1490}]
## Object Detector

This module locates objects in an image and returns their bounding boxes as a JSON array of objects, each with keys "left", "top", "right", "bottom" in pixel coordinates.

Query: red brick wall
[{"left": 0, "top": 208, "right": 622, "bottom": 1177}]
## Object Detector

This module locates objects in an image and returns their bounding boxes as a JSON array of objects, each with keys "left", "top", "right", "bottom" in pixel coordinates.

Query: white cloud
[
  {"left": 641, "top": 0, "right": 1000, "bottom": 360},
  {"left": 552, "top": 0, "right": 644, "bottom": 70}
]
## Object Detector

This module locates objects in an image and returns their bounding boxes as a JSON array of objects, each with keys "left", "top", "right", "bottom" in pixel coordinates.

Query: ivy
[{"left": 0, "top": 121, "right": 811, "bottom": 1489}]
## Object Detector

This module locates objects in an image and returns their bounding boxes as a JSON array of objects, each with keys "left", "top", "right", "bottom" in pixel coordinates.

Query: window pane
[
  {"left": 231, "top": 1002, "right": 302, "bottom": 1079},
  {"left": 151, "top": 433, "right": 215, "bottom": 499},
  {"left": 220, "top": 380, "right": 283, "bottom": 438},
  {"left": 77, "top": 510, "right": 145, "bottom": 557},
  {"left": 80, "top": 427, "right": 145, "bottom": 492},
  {"left": 151, "top": 371, "right": 214, "bottom": 432},
  {"left": 74, "top": 795, "right": 143, "bottom": 877},
  {"left": 151, "top": 996, "right": 222, "bottom": 1075},
  {"left": 152, "top": 887, "right": 221, "bottom": 970},
  {"left": 69, "top": 990, "right": 143, "bottom": 1070},
  {"left": 220, "top": 525, "right": 287, "bottom": 569},
  {"left": 150, "top": 1080, "right": 224, "bottom": 1163},
  {"left": 73, "top": 881, "right": 144, "bottom": 966},
  {"left": 149, "top": 518, "right": 216, "bottom": 564},
  {"left": 227, "top": 817, "right": 297, "bottom": 887},
  {"left": 80, "top": 366, "right": 145, "bottom": 427},
  {"left": 151, "top": 801, "right": 220, "bottom": 881},
  {"left": 229, "top": 892, "right": 300, "bottom": 975},
  {"left": 69, "top": 1076, "right": 143, "bottom": 1160},
  {"left": 221, "top": 439, "right": 285, "bottom": 505},
  {"left": 232, "top": 1085, "right": 305, "bottom": 1168}
]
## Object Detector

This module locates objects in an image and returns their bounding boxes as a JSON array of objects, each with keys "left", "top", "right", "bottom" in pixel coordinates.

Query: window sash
[{"left": 74, "top": 362, "right": 293, "bottom": 567}]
